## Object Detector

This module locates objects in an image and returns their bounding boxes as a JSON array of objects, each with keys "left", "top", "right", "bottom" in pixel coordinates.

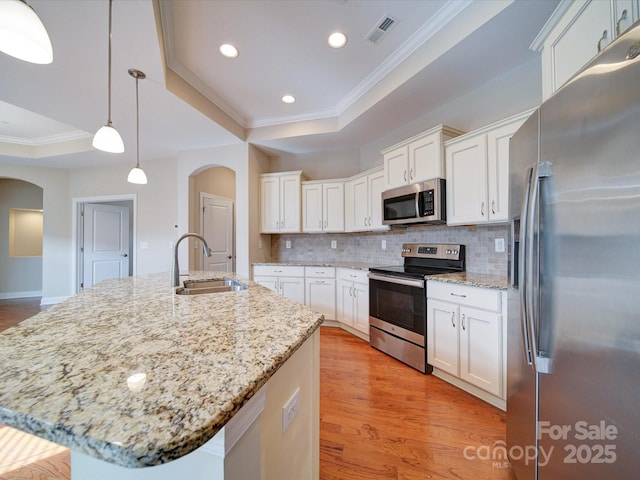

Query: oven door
[{"left": 368, "top": 273, "right": 426, "bottom": 346}]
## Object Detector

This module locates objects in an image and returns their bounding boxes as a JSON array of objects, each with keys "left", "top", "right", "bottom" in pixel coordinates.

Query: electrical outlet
[
  {"left": 282, "top": 387, "right": 301, "bottom": 432},
  {"left": 495, "top": 238, "right": 505, "bottom": 253},
  {"left": 285, "top": 240, "right": 291, "bottom": 249},
  {"left": 381, "top": 240, "right": 386, "bottom": 250},
  {"left": 331, "top": 240, "right": 337, "bottom": 249}
]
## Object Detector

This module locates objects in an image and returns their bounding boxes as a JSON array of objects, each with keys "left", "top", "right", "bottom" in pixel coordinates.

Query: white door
[
  {"left": 201, "top": 195, "right": 234, "bottom": 272},
  {"left": 82, "top": 203, "right": 130, "bottom": 289}
]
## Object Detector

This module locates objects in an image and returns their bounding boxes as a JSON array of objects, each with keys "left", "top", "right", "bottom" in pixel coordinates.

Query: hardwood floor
[{"left": 0, "top": 299, "right": 515, "bottom": 479}]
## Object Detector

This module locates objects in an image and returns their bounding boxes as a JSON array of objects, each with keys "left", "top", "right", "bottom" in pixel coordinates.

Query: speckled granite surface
[
  {"left": 253, "top": 261, "right": 390, "bottom": 271},
  {"left": 0, "top": 272, "right": 323, "bottom": 468},
  {"left": 427, "top": 272, "right": 509, "bottom": 290}
]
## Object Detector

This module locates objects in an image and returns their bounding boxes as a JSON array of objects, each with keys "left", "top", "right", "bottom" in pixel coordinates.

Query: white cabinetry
[
  {"left": 532, "top": 0, "right": 638, "bottom": 100},
  {"left": 253, "top": 265, "right": 305, "bottom": 305},
  {"left": 445, "top": 110, "right": 532, "bottom": 226},
  {"left": 259, "top": 171, "right": 305, "bottom": 233},
  {"left": 381, "top": 125, "right": 463, "bottom": 190},
  {"left": 304, "top": 267, "right": 336, "bottom": 320},
  {"left": 345, "top": 167, "right": 388, "bottom": 232},
  {"left": 301, "top": 181, "right": 344, "bottom": 233},
  {"left": 427, "top": 280, "right": 506, "bottom": 410},
  {"left": 381, "top": 125, "right": 464, "bottom": 190},
  {"left": 336, "top": 268, "right": 369, "bottom": 336}
]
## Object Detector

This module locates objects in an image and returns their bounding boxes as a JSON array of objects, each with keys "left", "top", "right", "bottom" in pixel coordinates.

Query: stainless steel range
[{"left": 368, "top": 243, "right": 465, "bottom": 373}]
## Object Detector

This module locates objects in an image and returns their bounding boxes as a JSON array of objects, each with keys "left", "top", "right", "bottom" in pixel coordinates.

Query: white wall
[
  {"left": 0, "top": 163, "right": 70, "bottom": 304},
  {"left": 268, "top": 148, "right": 361, "bottom": 179}
]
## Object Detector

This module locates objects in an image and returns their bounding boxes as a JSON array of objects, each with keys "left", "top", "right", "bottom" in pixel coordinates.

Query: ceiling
[{"left": 0, "top": 0, "right": 560, "bottom": 169}]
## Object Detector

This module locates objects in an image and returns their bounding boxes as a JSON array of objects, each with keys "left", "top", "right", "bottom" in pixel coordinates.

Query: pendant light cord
[
  {"left": 107, "top": 0, "right": 113, "bottom": 124},
  {"left": 135, "top": 75, "right": 140, "bottom": 168}
]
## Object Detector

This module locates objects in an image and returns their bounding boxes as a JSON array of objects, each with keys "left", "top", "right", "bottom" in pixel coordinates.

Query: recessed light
[
  {"left": 219, "top": 43, "right": 239, "bottom": 58},
  {"left": 282, "top": 95, "right": 296, "bottom": 104},
  {"left": 328, "top": 32, "right": 347, "bottom": 48}
]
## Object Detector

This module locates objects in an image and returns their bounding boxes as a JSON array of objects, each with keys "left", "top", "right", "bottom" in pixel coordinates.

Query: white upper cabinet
[
  {"left": 302, "top": 181, "right": 344, "bottom": 233},
  {"left": 260, "top": 171, "right": 305, "bottom": 234},
  {"left": 381, "top": 125, "right": 464, "bottom": 190},
  {"left": 532, "top": 0, "right": 639, "bottom": 100},
  {"left": 445, "top": 110, "right": 533, "bottom": 226},
  {"left": 345, "top": 167, "right": 389, "bottom": 232}
]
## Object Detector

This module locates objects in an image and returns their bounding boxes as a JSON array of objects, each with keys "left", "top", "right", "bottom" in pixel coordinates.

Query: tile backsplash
[{"left": 272, "top": 224, "right": 510, "bottom": 276}]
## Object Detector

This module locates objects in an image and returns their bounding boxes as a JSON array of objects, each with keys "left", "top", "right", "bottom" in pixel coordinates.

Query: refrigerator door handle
[
  {"left": 518, "top": 166, "right": 534, "bottom": 366},
  {"left": 525, "top": 160, "right": 553, "bottom": 374}
]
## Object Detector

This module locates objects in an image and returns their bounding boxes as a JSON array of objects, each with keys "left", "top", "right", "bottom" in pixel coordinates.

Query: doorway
[{"left": 73, "top": 195, "right": 136, "bottom": 292}]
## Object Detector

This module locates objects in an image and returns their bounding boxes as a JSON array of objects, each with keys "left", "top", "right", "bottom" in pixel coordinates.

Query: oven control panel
[{"left": 401, "top": 243, "right": 463, "bottom": 260}]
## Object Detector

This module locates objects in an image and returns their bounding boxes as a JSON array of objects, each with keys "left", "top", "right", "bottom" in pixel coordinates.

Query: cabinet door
[
  {"left": 427, "top": 299, "right": 459, "bottom": 376},
  {"left": 367, "top": 169, "right": 387, "bottom": 231},
  {"left": 446, "top": 135, "right": 488, "bottom": 225},
  {"left": 550, "top": 0, "right": 612, "bottom": 94},
  {"left": 302, "top": 183, "right": 323, "bottom": 233},
  {"left": 410, "top": 131, "right": 444, "bottom": 183},
  {"left": 280, "top": 175, "right": 302, "bottom": 233},
  {"left": 459, "top": 306, "right": 503, "bottom": 397},
  {"left": 306, "top": 279, "right": 336, "bottom": 320},
  {"left": 260, "top": 176, "right": 280, "bottom": 233},
  {"left": 486, "top": 122, "right": 518, "bottom": 223},
  {"left": 613, "top": 0, "right": 636, "bottom": 37},
  {"left": 323, "top": 182, "right": 344, "bottom": 233},
  {"left": 279, "top": 276, "right": 305, "bottom": 305},
  {"left": 352, "top": 281, "right": 369, "bottom": 334},
  {"left": 254, "top": 276, "right": 278, "bottom": 293},
  {"left": 348, "top": 176, "right": 368, "bottom": 231},
  {"left": 383, "top": 146, "right": 409, "bottom": 189},
  {"left": 336, "top": 278, "right": 354, "bottom": 327}
]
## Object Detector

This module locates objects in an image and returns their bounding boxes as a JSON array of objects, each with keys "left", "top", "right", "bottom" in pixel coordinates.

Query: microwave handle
[{"left": 415, "top": 192, "right": 421, "bottom": 218}]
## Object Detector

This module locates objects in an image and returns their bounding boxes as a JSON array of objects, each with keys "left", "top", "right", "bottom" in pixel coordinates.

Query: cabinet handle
[
  {"left": 274, "top": 270, "right": 283, "bottom": 273},
  {"left": 597, "top": 30, "right": 608, "bottom": 53},
  {"left": 491, "top": 200, "right": 496, "bottom": 215},
  {"left": 481, "top": 201, "right": 485, "bottom": 217},
  {"left": 349, "top": 286, "right": 354, "bottom": 297},
  {"left": 462, "top": 313, "right": 466, "bottom": 331},
  {"left": 451, "top": 311, "right": 455, "bottom": 328},
  {"left": 409, "top": 168, "right": 414, "bottom": 180},
  {"left": 319, "top": 220, "right": 322, "bottom": 228},
  {"left": 324, "top": 220, "right": 327, "bottom": 228},
  {"left": 404, "top": 170, "right": 407, "bottom": 182},
  {"left": 353, "top": 288, "right": 357, "bottom": 298},
  {"left": 450, "top": 292, "right": 467, "bottom": 298},
  {"left": 616, "top": 10, "right": 628, "bottom": 37},
  {"left": 368, "top": 216, "right": 372, "bottom": 226}
]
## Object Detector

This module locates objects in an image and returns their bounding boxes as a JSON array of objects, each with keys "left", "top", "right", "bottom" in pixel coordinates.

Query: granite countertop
[
  {"left": 426, "top": 272, "right": 509, "bottom": 290},
  {"left": 253, "top": 261, "right": 386, "bottom": 271},
  {"left": 0, "top": 272, "right": 323, "bottom": 468}
]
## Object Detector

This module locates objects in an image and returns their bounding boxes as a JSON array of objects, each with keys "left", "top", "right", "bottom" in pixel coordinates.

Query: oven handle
[{"left": 368, "top": 273, "right": 425, "bottom": 289}]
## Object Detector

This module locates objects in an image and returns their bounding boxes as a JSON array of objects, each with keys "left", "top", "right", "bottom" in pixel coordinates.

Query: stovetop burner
[{"left": 369, "top": 243, "right": 465, "bottom": 279}]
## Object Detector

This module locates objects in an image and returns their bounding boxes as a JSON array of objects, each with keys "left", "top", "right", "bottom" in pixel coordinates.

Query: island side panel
[{"left": 256, "top": 328, "right": 320, "bottom": 480}]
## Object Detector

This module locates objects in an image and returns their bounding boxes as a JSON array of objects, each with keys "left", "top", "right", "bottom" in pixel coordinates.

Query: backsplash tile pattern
[{"left": 272, "top": 224, "right": 510, "bottom": 276}]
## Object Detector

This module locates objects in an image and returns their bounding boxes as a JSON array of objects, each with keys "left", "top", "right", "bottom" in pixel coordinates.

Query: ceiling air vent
[{"left": 366, "top": 14, "right": 398, "bottom": 44}]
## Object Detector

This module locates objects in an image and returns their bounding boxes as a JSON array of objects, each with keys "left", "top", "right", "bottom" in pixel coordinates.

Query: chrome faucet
[{"left": 173, "top": 233, "right": 212, "bottom": 287}]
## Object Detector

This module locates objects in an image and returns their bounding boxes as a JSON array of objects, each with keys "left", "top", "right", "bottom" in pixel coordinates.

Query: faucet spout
[{"left": 173, "top": 233, "right": 212, "bottom": 287}]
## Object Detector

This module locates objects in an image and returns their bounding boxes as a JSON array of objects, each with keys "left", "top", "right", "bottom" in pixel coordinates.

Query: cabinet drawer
[
  {"left": 253, "top": 265, "right": 305, "bottom": 277},
  {"left": 427, "top": 281, "right": 501, "bottom": 312},
  {"left": 304, "top": 266, "right": 335, "bottom": 278},
  {"left": 337, "top": 268, "right": 369, "bottom": 284}
]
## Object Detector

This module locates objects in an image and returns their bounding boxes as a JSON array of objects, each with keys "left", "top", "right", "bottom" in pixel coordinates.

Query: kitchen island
[{"left": 0, "top": 272, "right": 323, "bottom": 479}]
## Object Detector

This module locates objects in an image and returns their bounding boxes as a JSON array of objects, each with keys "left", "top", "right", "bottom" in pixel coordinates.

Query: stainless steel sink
[{"left": 175, "top": 278, "right": 248, "bottom": 295}]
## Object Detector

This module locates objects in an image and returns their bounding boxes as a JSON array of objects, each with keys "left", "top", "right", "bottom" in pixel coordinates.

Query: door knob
[{"left": 121, "top": 253, "right": 128, "bottom": 257}]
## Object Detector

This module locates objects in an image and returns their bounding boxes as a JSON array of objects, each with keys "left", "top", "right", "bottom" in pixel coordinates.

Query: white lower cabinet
[
  {"left": 253, "top": 265, "right": 305, "bottom": 305},
  {"left": 336, "top": 268, "right": 369, "bottom": 335},
  {"left": 304, "top": 267, "right": 336, "bottom": 320},
  {"left": 427, "top": 280, "right": 506, "bottom": 409}
]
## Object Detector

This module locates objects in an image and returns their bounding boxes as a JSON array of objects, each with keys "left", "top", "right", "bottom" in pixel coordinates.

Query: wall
[
  {"left": 268, "top": 148, "right": 362, "bottom": 179},
  {"left": 0, "top": 163, "right": 70, "bottom": 304},
  {"left": 272, "top": 224, "right": 510, "bottom": 276},
  {"left": 0, "top": 179, "right": 43, "bottom": 297},
  {"left": 249, "top": 145, "right": 273, "bottom": 266}
]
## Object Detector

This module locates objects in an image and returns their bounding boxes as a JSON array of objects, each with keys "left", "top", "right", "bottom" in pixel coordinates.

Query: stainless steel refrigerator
[{"left": 507, "top": 20, "right": 640, "bottom": 480}]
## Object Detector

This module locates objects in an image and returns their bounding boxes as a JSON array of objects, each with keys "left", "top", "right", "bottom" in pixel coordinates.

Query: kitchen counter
[
  {"left": 253, "top": 260, "right": 390, "bottom": 271},
  {"left": 0, "top": 271, "right": 323, "bottom": 470},
  {"left": 427, "top": 272, "right": 509, "bottom": 290}
]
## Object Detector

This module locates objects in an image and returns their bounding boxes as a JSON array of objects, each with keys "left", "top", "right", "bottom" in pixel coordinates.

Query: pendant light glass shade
[
  {"left": 127, "top": 68, "right": 147, "bottom": 185},
  {"left": 94, "top": 0, "right": 123, "bottom": 153},
  {"left": 93, "top": 122, "right": 124, "bottom": 153},
  {"left": 127, "top": 166, "right": 147, "bottom": 184},
  {"left": 0, "top": 0, "right": 53, "bottom": 64}
]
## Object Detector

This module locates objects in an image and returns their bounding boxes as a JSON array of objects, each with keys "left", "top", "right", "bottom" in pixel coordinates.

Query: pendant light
[
  {"left": 0, "top": 0, "right": 53, "bottom": 64},
  {"left": 93, "top": 0, "right": 124, "bottom": 153},
  {"left": 127, "top": 68, "right": 147, "bottom": 185}
]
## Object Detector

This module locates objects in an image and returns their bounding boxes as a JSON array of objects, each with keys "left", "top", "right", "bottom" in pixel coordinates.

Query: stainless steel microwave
[{"left": 381, "top": 178, "right": 446, "bottom": 225}]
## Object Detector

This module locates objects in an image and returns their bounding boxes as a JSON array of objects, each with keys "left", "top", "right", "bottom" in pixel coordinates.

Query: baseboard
[
  {"left": 432, "top": 368, "right": 506, "bottom": 411},
  {"left": 40, "top": 296, "right": 69, "bottom": 306},
  {"left": 0, "top": 290, "right": 42, "bottom": 300},
  {"left": 322, "top": 320, "right": 369, "bottom": 342}
]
